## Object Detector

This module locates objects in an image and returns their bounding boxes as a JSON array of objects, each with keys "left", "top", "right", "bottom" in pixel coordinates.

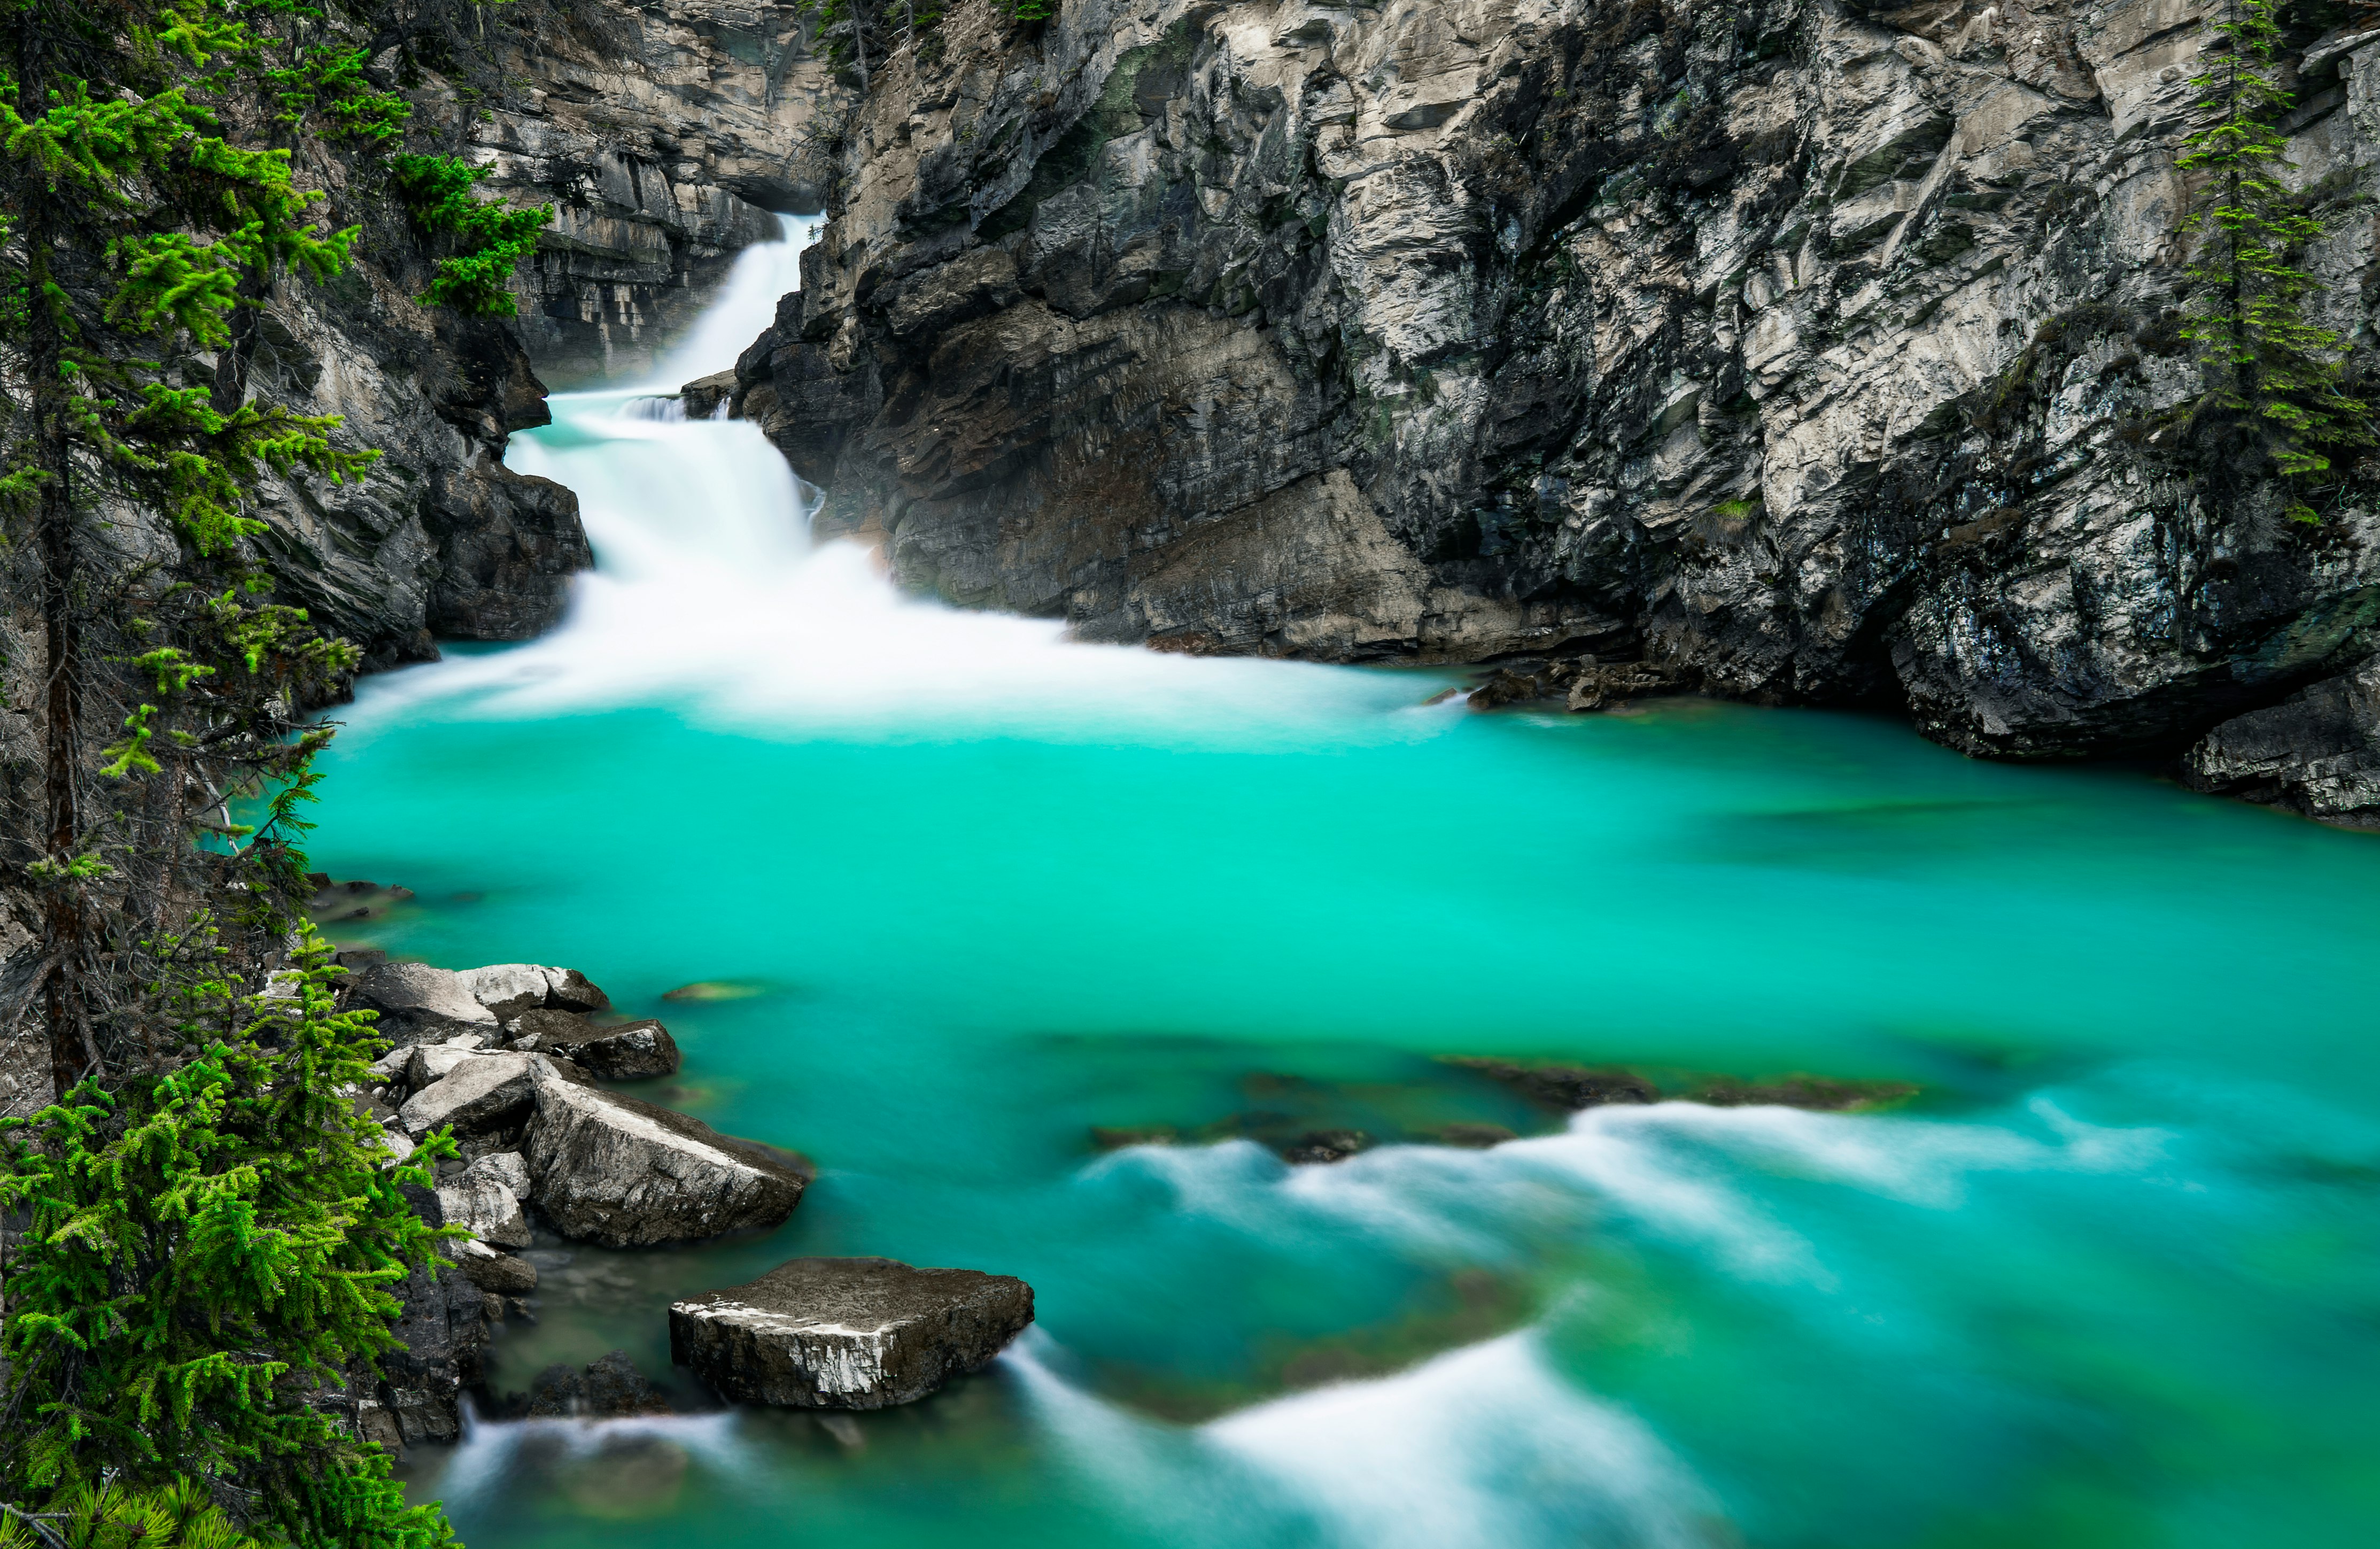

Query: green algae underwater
[{"left": 305, "top": 248, "right": 2380, "bottom": 1549}]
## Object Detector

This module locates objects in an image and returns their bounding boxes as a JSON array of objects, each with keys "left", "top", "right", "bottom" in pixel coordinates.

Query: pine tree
[
  {"left": 2177, "top": 0, "right": 2375, "bottom": 520},
  {"left": 1, "top": 0, "right": 545, "bottom": 1538}
]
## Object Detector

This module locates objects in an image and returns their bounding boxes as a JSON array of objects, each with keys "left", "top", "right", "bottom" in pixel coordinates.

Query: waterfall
[
  {"left": 348, "top": 224, "right": 1436, "bottom": 744},
  {"left": 643, "top": 213, "right": 825, "bottom": 393}
]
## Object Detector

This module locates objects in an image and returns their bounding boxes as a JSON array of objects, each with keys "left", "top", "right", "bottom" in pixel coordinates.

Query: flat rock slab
[
  {"left": 526, "top": 1065, "right": 808, "bottom": 1246},
  {"left": 669, "top": 1257, "right": 1034, "bottom": 1410}
]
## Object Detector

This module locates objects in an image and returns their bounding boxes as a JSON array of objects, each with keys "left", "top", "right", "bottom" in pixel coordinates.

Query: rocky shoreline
[{"left": 339, "top": 948, "right": 1036, "bottom": 1446}]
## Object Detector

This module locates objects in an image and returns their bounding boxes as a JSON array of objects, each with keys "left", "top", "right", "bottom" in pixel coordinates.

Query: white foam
[
  {"left": 641, "top": 213, "right": 824, "bottom": 391},
  {"left": 432, "top": 1405, "right": 750, "bottom": 1512},
  {"left": 1085, "top": 1095, "right": 2173, "bottom": 1293},
  {"left": 1006, "top": 1328, "right": 1715, "bottom": 1549}
]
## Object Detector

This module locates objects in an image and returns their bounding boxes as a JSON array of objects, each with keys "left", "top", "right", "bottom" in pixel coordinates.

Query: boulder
[
  {"left": 407, "top": 1035, "right": 491, "bottom": 1089},
  {"left": 525, "top": 1064, "right": 808, "bottom": 1246},
  {"left": 509, "top": 1007, "right": 591, "bottom": 1047},
  {"left": 400, "top": 1052, "right": 541, "bottom": 1137},
  {"left": 470, "top": 1149, "right": 533, "bottom": 1201},
  {"left": 439, "top": 1165, "right": 531, "bottom": 1248},
  {"left": 347, "top": 962, "right": 498, "bottom": 1045},
  {"left": 460, "top": 964, "right": 614, "bottom": 1021},
  {"left": 452, "top": 1237, "right": 538, "bottom": 1295},
  {"left": 669, "top": 1257, "right": 1034, "bottom": 1410},
  {"left": 459, "top": 964, "right": 554, "bottom": 1022},
  {"left": 544, "top": 1018, "right": 680, "bottom": 1081}
]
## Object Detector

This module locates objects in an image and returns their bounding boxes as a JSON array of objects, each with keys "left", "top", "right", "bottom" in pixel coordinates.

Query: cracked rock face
[
  {"left": 669, "top": 1257, "right": 1035, "bottom": 1409},
  {"left": 734, "top": 0, "right": 2380, "bottom": 780},
  {"left": 525, "top": 1063, "right": 810, "bottom": 1246},
  {"left": 2184, "top": 655, "right": 2380, "bottom": 825}
]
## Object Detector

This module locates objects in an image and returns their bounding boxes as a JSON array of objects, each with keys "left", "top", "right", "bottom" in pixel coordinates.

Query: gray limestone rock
[
  {"left": 459, "top": 963, "right": 614, "bottom": 1022},
  {"left": 459, "top": 964, "right": 557, "bottom": 1023},
  {"left": 669, "top": 1257, "right": 1034, "bottom": 1410},
  {"left": 2184, "top": 656, "right": 2380, "bottom": 826},
  {"left": 524, "top": 1064, "right": 809, "bottom": 1246},
  {"left": 380, "top": 1186, "right": 491, "bottom": 1446},
  {"left": 348, "top": 963, "right": 500, "bottom": 1047},
  {"left": 541, "top": 1018, "right": 681, "bottom": 1081},
  {"left": 439, "top": 1167, "right": 532, "bottom": 1249},
  {"left": 400, "top": 1053, "right": 541, "bottom": 1138},
  {"left": 452, "top": 1238, "right": 539, "bottom": 1296},
  {"left": 469, "top": 1150, "right": 534, "bottom": 1201},
  {"left": 407, "top": 1036, "right": 492, "bottom": 1090}
]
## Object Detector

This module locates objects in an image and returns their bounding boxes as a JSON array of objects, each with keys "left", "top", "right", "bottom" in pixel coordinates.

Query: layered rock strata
[
  {"left": 456, "top": 0, "right": 849, "bottom": 384},
  {"left": 728, "top": 0, "right": 2380, "bottom": 810},
  {"left": 670, "top": 1257, "right": 1036, "bottom": 1408}
]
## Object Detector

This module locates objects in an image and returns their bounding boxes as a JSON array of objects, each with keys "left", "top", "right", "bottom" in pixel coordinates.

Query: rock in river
[
  {"left": 525, "top": 1063, "right": 809, "bottom": 1246},
  {"left": 669, "top": 1257, "right": 1034, "bottom": 1410},
  {"left": 542, "top": 1018, "right": 681, "bottom": 1081}
]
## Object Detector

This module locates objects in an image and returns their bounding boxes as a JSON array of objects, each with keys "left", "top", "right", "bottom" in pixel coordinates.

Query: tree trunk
[
  {"left": 14, "top": 4, "right": 98, "bottom": 1098},
  {"left": 852, "top": 2, "right": 869, "bottom": 91}
]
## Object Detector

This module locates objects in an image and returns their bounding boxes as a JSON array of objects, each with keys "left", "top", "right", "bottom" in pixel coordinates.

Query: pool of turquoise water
[{"left": 314, "top": 665, "right": 2380, "bottom": 1549}]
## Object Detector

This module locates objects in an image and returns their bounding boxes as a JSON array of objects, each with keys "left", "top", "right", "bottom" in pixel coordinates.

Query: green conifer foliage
[
  {"left": 2177, "top": 0, "right": 2375, "bottom": 520},
  {"left": 387, "top": 152, "right": 552, "bottom": 315},
  {"left": 0, "top": 937, "right": 459, "bottom": 1545},
  {"left": 2, "top": 1, "right": 511, "bottom": 1541}
]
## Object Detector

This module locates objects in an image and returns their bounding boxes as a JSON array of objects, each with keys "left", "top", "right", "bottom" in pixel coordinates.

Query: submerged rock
[
  {"left": 1448, "top": 1057, "right": 1916, "bottom": 1113},
  {"left": 1278, "top": 1129, "right": 1372, "bottom": 1165},
  {"left": 1446, "top": 1060, "right": 1660, "bottom": 1110},
  {"left": 1415, "top": 1122, "right": 1518, "bottom": 1149},
  {"left": 540, "top": 1018, "right": 681, "bottom": 1081},
  {"left": 669, "top": 1257, "right": 1034, "bottom": 1409},
  {"left": 518, "top": 1350, "right": 675, "bottom": 1419},
  {"left": 525, "top": 1064, "right": 809, "bottom": 1246}
]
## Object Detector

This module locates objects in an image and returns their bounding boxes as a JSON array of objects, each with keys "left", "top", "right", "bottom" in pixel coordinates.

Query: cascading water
[{"left": 313, "top": 213, "right": 2380, "bottom": 1549}]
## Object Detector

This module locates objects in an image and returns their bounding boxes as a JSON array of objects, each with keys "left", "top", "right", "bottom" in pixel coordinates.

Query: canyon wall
[
  {"left": 241, "top": 0, "right": 834, "bottom": 670},
  {"left": 730, "top": 0, "right": 2380, "bottom": 823}
]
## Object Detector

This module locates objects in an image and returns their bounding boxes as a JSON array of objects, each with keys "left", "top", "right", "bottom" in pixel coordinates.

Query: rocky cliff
[
  {"left": 727, "top": 0, "right": 2380, "bottom": 824},
  {"left": 240, "top": 0, "right": 834, "bottom": 670}
]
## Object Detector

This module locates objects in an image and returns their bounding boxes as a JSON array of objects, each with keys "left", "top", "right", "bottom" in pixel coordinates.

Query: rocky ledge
[{"left": 670, "top": 1257, "right": 1036, "bottom": 1409}]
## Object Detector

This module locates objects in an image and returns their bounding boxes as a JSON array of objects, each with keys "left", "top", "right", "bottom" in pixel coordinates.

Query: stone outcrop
[
  {"left": 2184, "top": 654, "right": 2380, "bottom": 825},
  {"left": 524, "top": 1062, "right": 811, "bottom": 1246},
  {"left": 726, "top": 0, "right": 2380, "bottom": 809},
  {"left": 669, "top": 1257, "right": 1035, "bottom": 1408},
  {"left": 400, "top": 1051, "right": 546, "bottom": 1136},
  {"left": 215, "top": 0, "right": 844, "bottom": 673}
]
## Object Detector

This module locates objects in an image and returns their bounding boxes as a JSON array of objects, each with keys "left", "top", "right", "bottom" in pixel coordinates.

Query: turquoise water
[{"left": 310, "top": 243, "right": 2380, "bottom": 1548}]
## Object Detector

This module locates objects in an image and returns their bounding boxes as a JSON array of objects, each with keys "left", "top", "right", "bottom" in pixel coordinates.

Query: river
[{"left": 307, "top": 216, "right": 2380, "bottom": 1549}]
